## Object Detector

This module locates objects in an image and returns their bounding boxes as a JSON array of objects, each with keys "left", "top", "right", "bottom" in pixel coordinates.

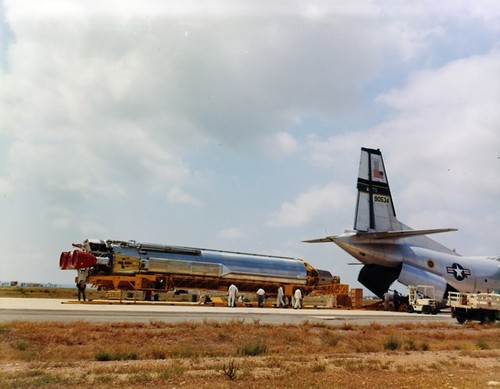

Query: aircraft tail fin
[{"left": 354, "top": 147, "right": 404, "bottom": 232}]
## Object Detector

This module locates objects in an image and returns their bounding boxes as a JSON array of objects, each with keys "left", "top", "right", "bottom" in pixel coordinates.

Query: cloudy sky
[{"left": 1, "top": 1, "right": 499, "bottom": 291}]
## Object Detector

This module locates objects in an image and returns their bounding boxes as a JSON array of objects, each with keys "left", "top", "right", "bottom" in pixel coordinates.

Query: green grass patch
[
  {"left": 384, "top": 336, "right": 401, "bottom": 351},
  {"left": 95, "top": 350, "right": 138, "bottom": 361},
  {"left": 239, "top": 341, "right": 267, "bottom": 356}
]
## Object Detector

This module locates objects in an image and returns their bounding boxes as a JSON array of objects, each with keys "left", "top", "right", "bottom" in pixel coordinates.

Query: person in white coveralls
[
  {"left": 293, "top": 288, "right": 302, "bottom": 309},
  {"left": 276, "top": 285, "right": 285, "bottom": 308},
  {"left": 228, "top": 284, "right": 238, "bottom": 307}
]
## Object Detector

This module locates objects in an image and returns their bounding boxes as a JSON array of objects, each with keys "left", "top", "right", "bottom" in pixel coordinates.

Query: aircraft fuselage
[{"left": 333, "top": 232, "right": 500, "bottom": 297}]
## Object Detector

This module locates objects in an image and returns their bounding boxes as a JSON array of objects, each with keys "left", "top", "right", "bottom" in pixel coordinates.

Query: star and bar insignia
[{"left": 446, "top": 263, "right": 471, "bottom": 281}]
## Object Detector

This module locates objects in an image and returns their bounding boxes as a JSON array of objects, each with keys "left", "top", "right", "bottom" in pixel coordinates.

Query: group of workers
[
  {"left": 227, "top": 284, "right": 303, "bottom": 309},
  {"left": 76, "top": 279, "right": 303, "bottom": 308}
]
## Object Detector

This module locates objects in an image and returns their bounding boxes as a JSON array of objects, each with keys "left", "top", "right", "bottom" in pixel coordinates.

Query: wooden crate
[{"left": 350, "top": 288, "right": 363, "bottom": 309}]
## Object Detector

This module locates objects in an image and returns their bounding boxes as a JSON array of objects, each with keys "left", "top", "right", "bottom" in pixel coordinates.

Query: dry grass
[
  {"left": 0, "top": 286, "right": 108, "bottom": 300},
  {"left": 0, "top": 320, "right": 499, "bottom": 388}
]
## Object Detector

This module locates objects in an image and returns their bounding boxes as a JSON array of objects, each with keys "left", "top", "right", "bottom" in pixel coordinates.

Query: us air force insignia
[{"left": 446, "top": 263, "right": 471, "bottom": 281}]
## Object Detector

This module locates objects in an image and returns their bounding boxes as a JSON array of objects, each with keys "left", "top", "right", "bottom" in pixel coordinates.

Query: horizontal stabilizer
[
  {"left": 303, "top": 236, "right": 337, "bottom": 243},
  {"left": 303, "top": 228, "right": 457, "bottom": 244},
  {"left": 354, "top": 228, "right": 457, "bottom": 241}
]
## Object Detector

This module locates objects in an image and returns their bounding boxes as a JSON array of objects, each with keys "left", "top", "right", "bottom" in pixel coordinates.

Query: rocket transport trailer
[{"left": 60, "top": 239, "right": 333, "bottom": 297}]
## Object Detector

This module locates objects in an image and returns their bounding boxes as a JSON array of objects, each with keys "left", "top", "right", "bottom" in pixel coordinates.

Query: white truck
[
  {"left": 447, "top": 291, "right": 500, "bottom": 324},
  {"left": 406, "top": 285, "right": 439, "bottom": 315}
]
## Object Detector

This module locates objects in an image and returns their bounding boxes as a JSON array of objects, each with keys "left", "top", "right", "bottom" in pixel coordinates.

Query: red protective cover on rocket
[
  {"left": 59, "top": 251, "right": 70, "bottom": 269},
  {"left": 59, "top": 250, "right": 96, "bottom": 270}
]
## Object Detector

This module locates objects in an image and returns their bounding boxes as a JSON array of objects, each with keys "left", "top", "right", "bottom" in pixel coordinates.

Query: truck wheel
[
  {"left": 456, "top": 315, "right": 466, "bottom": 324},
  {"left": 422, "top": 306, "right": 432, "bottom": 315},
  {"left": 480, "top": 312, "right": 495, "bottom": 324}
]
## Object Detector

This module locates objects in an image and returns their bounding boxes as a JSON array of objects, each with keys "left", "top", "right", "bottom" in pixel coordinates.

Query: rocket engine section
[
  {"left": 59, "top": 250, "right": 97, "bottom": 270},
  {"left": 59, "top": 239, "right": 332, "bottom": 294}
]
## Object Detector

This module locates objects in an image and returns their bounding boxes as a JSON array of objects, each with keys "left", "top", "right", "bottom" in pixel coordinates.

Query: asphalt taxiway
[{"left": 0, "top": 298, "right": 456, "bottom": 325}]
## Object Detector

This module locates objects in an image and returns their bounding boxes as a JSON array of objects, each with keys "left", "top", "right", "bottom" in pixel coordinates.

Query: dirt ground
[{"left": 1, "top": 320, "right": 499, "bottom": 388}]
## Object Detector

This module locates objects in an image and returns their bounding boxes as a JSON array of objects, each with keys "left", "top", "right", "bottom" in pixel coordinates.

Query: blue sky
[{"left": 1, "top": 1, "right": 499, "bottom": 292}]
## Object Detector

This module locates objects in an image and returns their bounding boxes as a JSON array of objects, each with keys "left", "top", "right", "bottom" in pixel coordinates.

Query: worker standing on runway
[
  {"left": 256, "top": 287, "right": 265, "bottom": 308},
  {"left": 293, "top": 288, "right": 302, "bottom": 309},
  {"left": 76, "top": 280, "right": 86, "bottom": 302},
  {"left": 228, "top": 284, "right": 238, "bottom": 307},
  {"left": 393, "top": 290, "right": 401, "bottom": 312},
  {"left": 276, "top": 285, "right": 285, "bottom": 308}
]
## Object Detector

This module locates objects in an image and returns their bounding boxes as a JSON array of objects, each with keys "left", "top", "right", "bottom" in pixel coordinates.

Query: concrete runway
[{"left": 0, "top": 298, "right": 457, "bottom": 325}]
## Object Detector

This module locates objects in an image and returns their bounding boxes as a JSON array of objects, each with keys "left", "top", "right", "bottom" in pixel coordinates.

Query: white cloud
[
  {"left": 261, "top": 131, "right": 299, "bottom": 157},
  {"left": 267, "top": 183, "right": 351, "bottom": 227},
  {"left": 218, "top": 227, "right": 246, "bottom": 240},
  {"left": 305, "top": 133, "right": 364, "bottom": 170},
  {"left": 374, "top": 48, "right": 500, "bottom": 200},
  {"left": 47, "top": 205, "right": 71, "bottom": 230},
  {"left": 165, "top": 187, "right": 201, "bottom": 206},
  {"left": 78, "top": 218, "right": 108, "bottom": 238},
  {"left": 0, "top": 176, "right": 13, "bottom": 196}
]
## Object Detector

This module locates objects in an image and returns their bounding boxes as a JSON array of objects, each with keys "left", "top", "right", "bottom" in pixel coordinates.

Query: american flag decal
[{"left": 373, "top": 160, "right": 384, "bottom": 179}]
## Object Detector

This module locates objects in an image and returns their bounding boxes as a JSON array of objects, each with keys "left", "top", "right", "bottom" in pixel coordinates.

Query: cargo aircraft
[{"left": 305, "top": 147, "right": 499, "bottom": 302}]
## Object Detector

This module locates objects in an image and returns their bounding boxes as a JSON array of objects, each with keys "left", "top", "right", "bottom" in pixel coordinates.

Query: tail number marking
[{"left": 373, "top": 195, "right": 390, "bottom": 204}]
